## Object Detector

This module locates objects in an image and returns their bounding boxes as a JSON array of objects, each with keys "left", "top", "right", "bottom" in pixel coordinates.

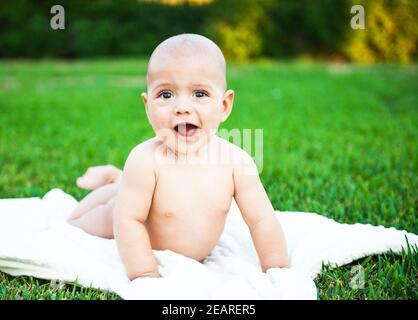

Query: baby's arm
[
  {"left": 233, "top": 153, "right": 288, "bottom": 271},
  {"left": 113, "top": 145, "right": 159, "bottom": 280}
]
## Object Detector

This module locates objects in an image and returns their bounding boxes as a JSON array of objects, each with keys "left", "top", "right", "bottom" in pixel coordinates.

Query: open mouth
[{"left": 174, "top": 123, "right": 199, "bottom": 137}]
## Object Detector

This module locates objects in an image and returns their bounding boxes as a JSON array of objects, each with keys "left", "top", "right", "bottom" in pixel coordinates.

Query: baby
[{"left": 68, "top": 34, "right": 288, "bottom": 280}]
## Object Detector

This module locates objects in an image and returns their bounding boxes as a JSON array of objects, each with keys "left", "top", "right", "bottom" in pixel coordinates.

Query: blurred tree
[
  {"left": 140, "top": 0, "right": 212, "bottom": 4},
  {"left": 344, "top": 0, "right": 418, "bottom": 63},
  {"left": 203, "top": 0, "right": 266, "bottom": 61},
  {"left": 0, "top": 0, "right": 415, "bottom": 62},
  {"left": 261, "top": 0, "right": 351, "bottom": 60}
]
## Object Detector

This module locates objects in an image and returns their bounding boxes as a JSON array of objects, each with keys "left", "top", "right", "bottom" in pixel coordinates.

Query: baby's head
[{"left": 141, "top": 33, "right": 235, "bottom": 154}]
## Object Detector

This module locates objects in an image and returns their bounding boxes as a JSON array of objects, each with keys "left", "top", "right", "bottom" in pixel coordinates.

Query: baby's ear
[
  {"left": 221, "top": 89, "right": 235, "bottom": 122},
  {"left": 141, "top": 92, "right": 148, "bottom": 107},
  {"left": 141, "top": 92, "right": 150, "bottom": 115}
]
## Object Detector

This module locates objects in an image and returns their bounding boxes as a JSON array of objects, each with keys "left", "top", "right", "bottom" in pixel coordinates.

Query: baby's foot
[{"left": 76, "top": 165, "right": 121, "bottom": 190}]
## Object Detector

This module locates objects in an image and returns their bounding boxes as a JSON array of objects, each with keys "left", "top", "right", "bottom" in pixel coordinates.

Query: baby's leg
[
  {"left": 76, "top": 164, "right": 122, "bottom": 190},
  {"left": 68, "top": 179, "right": 120, "bottom": 239}
]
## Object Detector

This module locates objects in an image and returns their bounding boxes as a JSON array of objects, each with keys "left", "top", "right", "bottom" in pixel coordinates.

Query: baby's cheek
[{"left": 150, "top": 108, "right": 170, "bottom": 128}]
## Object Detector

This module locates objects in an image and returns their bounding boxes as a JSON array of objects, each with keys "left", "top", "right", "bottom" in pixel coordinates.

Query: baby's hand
[
  {"left": 122, "top": 251, "right": 218, "bottom": 300},
  {"left": 134, "top": 270, "right": 161, "bottom": 279},
  {"left": 154, "top": 249, "right": 209, "bottom": 278}
]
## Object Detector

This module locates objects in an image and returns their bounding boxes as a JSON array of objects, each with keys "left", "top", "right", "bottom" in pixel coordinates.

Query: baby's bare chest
[{"left": 150, "top": 165, "right": 234, "bottom": 218}]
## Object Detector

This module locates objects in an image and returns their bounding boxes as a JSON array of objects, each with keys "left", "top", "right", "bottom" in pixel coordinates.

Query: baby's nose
[{"left": 174, "top": 103, "right": 192, "bottom": 115}]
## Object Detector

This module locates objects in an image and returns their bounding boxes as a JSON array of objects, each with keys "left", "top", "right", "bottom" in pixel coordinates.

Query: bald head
[{"left": 147, "top": 33, "right": 227, "bottom": 91}]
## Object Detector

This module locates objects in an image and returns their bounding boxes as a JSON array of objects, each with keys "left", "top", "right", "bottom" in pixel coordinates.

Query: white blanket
[{"left": 0, "top": 188, "right": 416, "bottom": 300}]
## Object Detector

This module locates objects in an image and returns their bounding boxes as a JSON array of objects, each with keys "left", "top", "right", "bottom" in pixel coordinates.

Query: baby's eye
[
  {"left": 194, "top": 90, "right": 208, "bottom": 98},
  {"left": 158, "top": 91, "right": 173, "bottom": 99}
]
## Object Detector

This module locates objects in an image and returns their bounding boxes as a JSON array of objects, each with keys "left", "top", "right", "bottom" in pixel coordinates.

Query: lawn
[{"left": 0, "top": 59, "right": 417, "bottom": 300}]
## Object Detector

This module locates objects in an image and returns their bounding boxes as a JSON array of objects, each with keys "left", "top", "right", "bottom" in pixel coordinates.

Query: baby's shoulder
[
  {"left": 125, "top": 137, "right": 161, "bottom": 169},
  {"left": 215, "top": 136, "right": 255, "bottom": 166},
  {"left": 120, "top": 139, "right": 160, "bottom": 186},
  {"left": 215, "top": 137, "right": 259, "bottom": 178}
]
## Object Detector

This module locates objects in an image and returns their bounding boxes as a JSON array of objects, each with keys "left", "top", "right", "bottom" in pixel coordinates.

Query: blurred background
[
  {"left": 0, "top": 0, "right": 417, "bottom": 300},
  {"left": 0, "top": 0, "right": 417, "bottom": 62}
]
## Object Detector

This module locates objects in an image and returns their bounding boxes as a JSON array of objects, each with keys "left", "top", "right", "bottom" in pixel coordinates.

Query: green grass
[{"left": 0, "top": 59, "right": 417, "bottom": 300}]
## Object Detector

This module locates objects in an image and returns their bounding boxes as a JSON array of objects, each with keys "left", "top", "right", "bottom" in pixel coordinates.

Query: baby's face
[{"left": 142, "top": 55, "right": 234, "bottom": 155}]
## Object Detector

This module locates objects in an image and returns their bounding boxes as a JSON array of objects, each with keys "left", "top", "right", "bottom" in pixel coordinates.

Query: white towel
[{"left": 0, "top": 188, "right": 416, "bottom": 299}]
